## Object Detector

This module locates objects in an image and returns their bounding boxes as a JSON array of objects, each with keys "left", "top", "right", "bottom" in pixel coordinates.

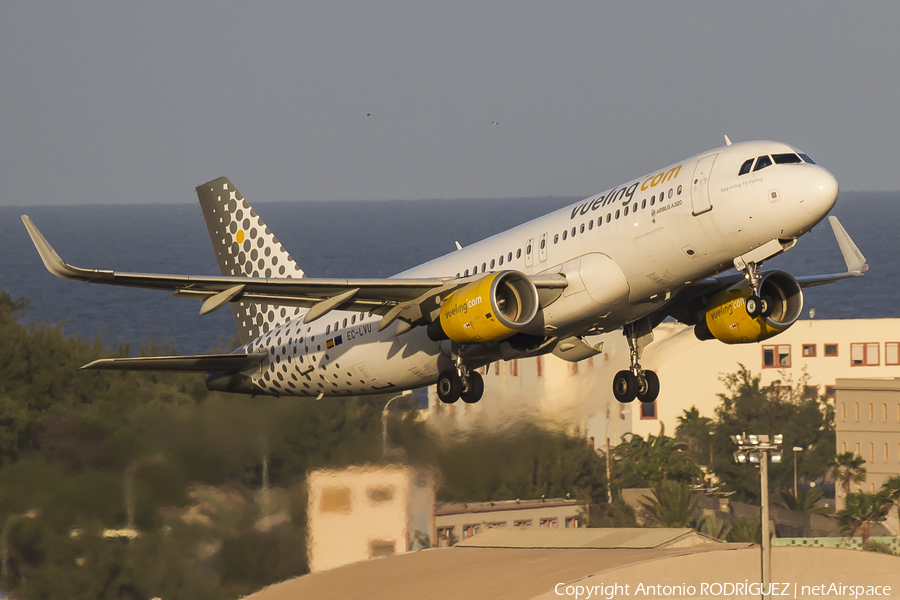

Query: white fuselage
[{"left": 242, "top": 140, "right": 839, "bottom": 397}]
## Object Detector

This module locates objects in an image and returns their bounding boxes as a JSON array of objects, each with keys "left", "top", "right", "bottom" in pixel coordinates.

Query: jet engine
[
  {"left": 428, "top": 271, "right": 539, "bottom": 343},
  {"left": 694, "top": 271, "right": 803, "bottom": 344}
]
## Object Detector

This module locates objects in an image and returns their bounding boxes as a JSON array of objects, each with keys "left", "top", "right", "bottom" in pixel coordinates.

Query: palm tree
[
  {"left": 828, "top": 452, "right": 867, "bottom": 501},
  {"left": 835, "top": 491, "right": 891, "bottom": 548},
  {"left": 639, "top": 480, "right": 698, "bottom": 527},
  {"left": 775, "top": 488, "right": 830, "bottom": 514},
  {"left": 728, "top": 517, "right": 762, "bottom": 544}
]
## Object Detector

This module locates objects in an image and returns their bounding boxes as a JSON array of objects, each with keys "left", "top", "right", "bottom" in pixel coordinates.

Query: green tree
[
  {"left": 709, "top": 365, "right": 835, "bottom": 502},
  {"left": 676, "top": 406, "right": 714, "bottom": 466},
  {"left": 596, "top": 492, "right": 638, "bottom": 528},
  {"left": 829, "top": 452, "right": 867, "bottom": 500},
  {"left": 610, "top": 425, "right": 704, "bottom": 491},
  {"left": 835, "top": 491, "right": 891, "bottom": 548},
  {"left": 775, "top": 488, "right": 830, "bottom": 514},
  {"left": 639, "top": 480, "right": 698, "bottom": 528},
  {"left": 728, "top": 517, "right": 762, "bottom": 543}
]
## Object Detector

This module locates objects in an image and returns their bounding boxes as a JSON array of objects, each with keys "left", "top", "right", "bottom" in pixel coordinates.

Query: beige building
[
  {"left": 835, "top": 378, "right": 900, "bottom": 511},
  {"left": 247, "top": 529, "right": 900, "bottom": 600},
  {"left": 430, "top": 319, "right": 900, "bottom": 447},
  {"left": 433, "top": 498, "right": 586, "bottom": 546},
  {"left": 306, "top": 466, "right": 434, "bottom": 573}
]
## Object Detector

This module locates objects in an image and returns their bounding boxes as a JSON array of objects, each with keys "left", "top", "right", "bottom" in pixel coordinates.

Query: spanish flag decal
[{"left": 326, "top": 335, "right": 343, "bottom": 349}]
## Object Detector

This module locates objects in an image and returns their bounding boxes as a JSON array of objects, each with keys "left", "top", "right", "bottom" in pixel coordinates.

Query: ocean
[{"left": 1, "top": 191, "right": 896, "bottom": 354}]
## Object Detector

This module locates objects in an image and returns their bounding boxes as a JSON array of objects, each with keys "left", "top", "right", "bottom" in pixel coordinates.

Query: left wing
[{"left": 22, "top": 216, "right": 567, "bottom": 331}]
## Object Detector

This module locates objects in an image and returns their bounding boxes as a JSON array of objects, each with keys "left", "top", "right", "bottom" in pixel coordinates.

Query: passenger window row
[
  {"left": 454, "top": 181, "right": 687, "bottom": 278},
  {"left": 738, "top": 153, "right": 815, "bottom": 176}
]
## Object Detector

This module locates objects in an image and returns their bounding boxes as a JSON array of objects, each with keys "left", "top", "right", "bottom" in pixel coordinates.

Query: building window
[
  {"left": 763, "top": 345, "right": 791, "bottom": 368},
  {"left": 887, "top": 342, "right": 900, "bottom": 365},
  {"left": 771, "top": 385, "right": 792, "bottom": 402},
  {"left": 511, "top": 359, "right": 518, "bottom": 376},
  {"left": 514, "top": 520, "right": 532, "bottom": 529},
  {"left": 802, "top": 344, "right": 816, "bottom": 357},
  {"left": 841, "top": 402, "right": 846, "bottom": 421},
  {"left": 486, "top": 522, "right": 507, "bottom": 529},
  {"left": 536, "top": 356, "right": 543, "bottom": 377},
  {"left": 842, "top": 442, "right": 847, "bottom": 453},
  {"left": 539, "top": 518, "right": 558, "bottom": 528},
  {"left": 850, "top": 342, "right": 879, "bottom": 366},
  {"left": 855, "top": 442, "right": 861, "bottom": 456},
  {"left": 436, "top": 526, "right": 456, "bottom": 547},
  {"left": 885, "top": 443, "right": 890, "bottom": 462},
  {"left": 825, "top": 385, "right": 836, "bottom": 400},
  {"left": 869, "top": 403, "right": 874, "bottom": 421},
  {"left": 640, "top": 401, "right": 657, "bottom": 420},
  {"left": 462, "top": 524, "right": 481, "bottom": 539},
  {"left": 884, "top": 403, "right": 889, "bottom": 422},
  {"left": 870, "top": 443, "right": 875, "bottom": 462},
  {"left": 369, "top": 540, "right": 396, "bottom": 559},
  {"left": 565, "top": 517, "right": 579, "bottom": 528},
  {"left": 855, "top": 403, "right": 860, "bottom": 422},
  {"left": 495, "top": 362, "right": 500, "bottom": 375},
  {"left": 824, "top": 344, "right": 838, "bottom": 357}
]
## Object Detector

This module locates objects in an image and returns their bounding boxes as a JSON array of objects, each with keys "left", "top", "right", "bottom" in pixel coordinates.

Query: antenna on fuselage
[{"left": 724, "top": 135, "right": 733, "bottom": 146}]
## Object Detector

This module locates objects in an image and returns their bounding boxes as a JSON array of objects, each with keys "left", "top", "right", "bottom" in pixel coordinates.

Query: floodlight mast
[{"left": 731, "top": 432, "right": 783, "bottom": 600}]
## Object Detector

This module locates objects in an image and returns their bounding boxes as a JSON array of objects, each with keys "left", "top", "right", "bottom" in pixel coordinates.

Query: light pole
[
  {"left": 732, "top": 433, "right": 783, "bottom": 600},
  {"left": 383, "top": 391, "right": 412, "bottom": 456},
  {"left": 1, "top": 509, "right": 39, "bottom": 580},
  {"left": 792, "top": 446, "right": 803, "bottom": 498}
]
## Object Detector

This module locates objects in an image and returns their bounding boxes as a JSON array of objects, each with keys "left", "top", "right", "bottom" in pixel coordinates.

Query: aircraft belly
[
  {"left": 248, "top": 315, "right": 442, "bottom": 397},
  {"left": 539, "top": 253, "right": 629, "bottom": 330}
]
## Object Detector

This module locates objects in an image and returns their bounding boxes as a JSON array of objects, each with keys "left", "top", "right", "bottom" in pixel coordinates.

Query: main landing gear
[
  {"left": 437, "top": 354, "right": 484, "bottom": 404},
  {"left": 737, "top": 260, "right": 773, "bottom": 319},
  {"left": 613, "top": 320, "right": 660, "bottom": 404}
]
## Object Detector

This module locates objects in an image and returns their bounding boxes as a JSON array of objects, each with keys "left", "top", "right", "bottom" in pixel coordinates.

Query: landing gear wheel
[
  {"left": 746, "top": 295, "right": 762, "bottom": 318},
  {"left": 636, "top": 370, "right": 660, "bottom": 404},
  {"left": 760, "top": 295, "right": 774, "bottom": 318},
  {"left": 437, "top": 370, "right": 462, "bottom": 404},
  {"left": 613, "top": 370, "right": 638, "bottom": 403},
  {"left": 460, "top": 371, "right": 484, "bottom": 404}
]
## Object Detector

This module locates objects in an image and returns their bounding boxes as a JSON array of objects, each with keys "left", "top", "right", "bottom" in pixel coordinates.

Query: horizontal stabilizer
[{"left": 81, "top": 353, "right": 267, "bottom": 373}]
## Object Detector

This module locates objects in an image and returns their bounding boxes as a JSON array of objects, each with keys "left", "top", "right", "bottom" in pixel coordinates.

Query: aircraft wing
[{"left": 22, "top": 215, "right": 567, "bottom": 330}]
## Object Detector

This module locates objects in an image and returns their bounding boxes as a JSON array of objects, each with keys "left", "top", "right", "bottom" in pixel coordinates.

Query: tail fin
[{"left": 196, "top": 177, "right": 306, "bottom": 344}]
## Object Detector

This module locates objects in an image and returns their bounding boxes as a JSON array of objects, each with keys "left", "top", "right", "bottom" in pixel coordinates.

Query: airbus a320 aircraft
[{"left": 22, "top": 139, "right": 867, "bottom": 405}]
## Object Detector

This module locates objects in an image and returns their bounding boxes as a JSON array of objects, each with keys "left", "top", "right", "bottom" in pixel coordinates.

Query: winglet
[
  {"left": 20, "top": 215, "right": 107, "bottom": 281},
  {"left": 829, "top": 216, "right": 868, "bottom": 274}
]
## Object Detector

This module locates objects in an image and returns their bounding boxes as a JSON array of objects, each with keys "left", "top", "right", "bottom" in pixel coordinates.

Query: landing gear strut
[
  {"left": 736, "top": 259, "right": 773, "bottom": 319},
  {"left": 613, "top": 320, "right": 660, "bottom": 404},
  {"left": 437, "top": 352, "right": 484, "bottom": 404}
]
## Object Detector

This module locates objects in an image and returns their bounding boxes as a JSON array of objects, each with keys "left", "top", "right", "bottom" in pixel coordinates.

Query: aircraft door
[
  {"left": 538, "top": 233, "right": 548, "bottom": 263},
  {"left": 690, "top": 154, "right": 718, "bottom": 216},
  {"left": 525, "top": 237, "right": 535, "bottom": 268}
]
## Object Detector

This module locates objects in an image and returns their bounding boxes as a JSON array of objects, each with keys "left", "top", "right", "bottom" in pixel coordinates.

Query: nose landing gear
[
  {"left": 613, "top": 320, "right": 660, "bottom": 404},
  {"left": 437, "top": 353, "right": 484, "bottom": 404}
]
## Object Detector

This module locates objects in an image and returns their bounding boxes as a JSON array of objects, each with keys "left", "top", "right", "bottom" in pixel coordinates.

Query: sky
[{"left": 2, "top": 2, "right": 900, "bottom": 206}]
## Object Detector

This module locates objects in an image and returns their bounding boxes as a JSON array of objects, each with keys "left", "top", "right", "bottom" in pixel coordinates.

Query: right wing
[{"left": 22, "top": 216, "right": 567, "bottom": 331}]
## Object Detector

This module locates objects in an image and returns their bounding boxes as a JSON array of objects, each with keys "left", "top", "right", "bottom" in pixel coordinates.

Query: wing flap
[{"left": 81, "top": 353, "right": 268, "bottom": 373}]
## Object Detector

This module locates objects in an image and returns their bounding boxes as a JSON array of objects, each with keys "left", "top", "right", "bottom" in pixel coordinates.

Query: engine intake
[
  {"left": 429, "top": 271, "right": 539, "bottom": 343},
  {"left": 694, "top": 271, "right": 803, "bottom": 344}
]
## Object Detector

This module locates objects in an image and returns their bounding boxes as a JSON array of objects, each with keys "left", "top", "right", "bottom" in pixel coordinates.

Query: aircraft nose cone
[{"left": 794, "top": 166, "right": 839, "bottom": 217}]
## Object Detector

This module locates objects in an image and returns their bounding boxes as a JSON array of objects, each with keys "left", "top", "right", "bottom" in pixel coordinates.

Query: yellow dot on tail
[{"left": 236, "top": 230, "right": 245, "bottom": 243}]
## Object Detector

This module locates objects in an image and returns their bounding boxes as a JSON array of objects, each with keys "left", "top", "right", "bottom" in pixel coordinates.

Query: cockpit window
[
  {"left": 738, "top": 158, "right": 754, "bottom": 176},
  {"left": 753, "top": 155, "right": 772, "bottom": 172},
  {"left": 773, "top": 153, "right": 803, "bottom": 164},
  {"left": 798, "top": 153, "right": 816, "bottom": 164}
]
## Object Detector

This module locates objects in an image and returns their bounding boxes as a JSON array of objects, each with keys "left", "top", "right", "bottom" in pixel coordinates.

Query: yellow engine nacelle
[
  {"left": 694, "top": 271, "right": 804, "bottom": 344},
  {"left": 432, "top": 271, "right": 539, "bottom": 344}
]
